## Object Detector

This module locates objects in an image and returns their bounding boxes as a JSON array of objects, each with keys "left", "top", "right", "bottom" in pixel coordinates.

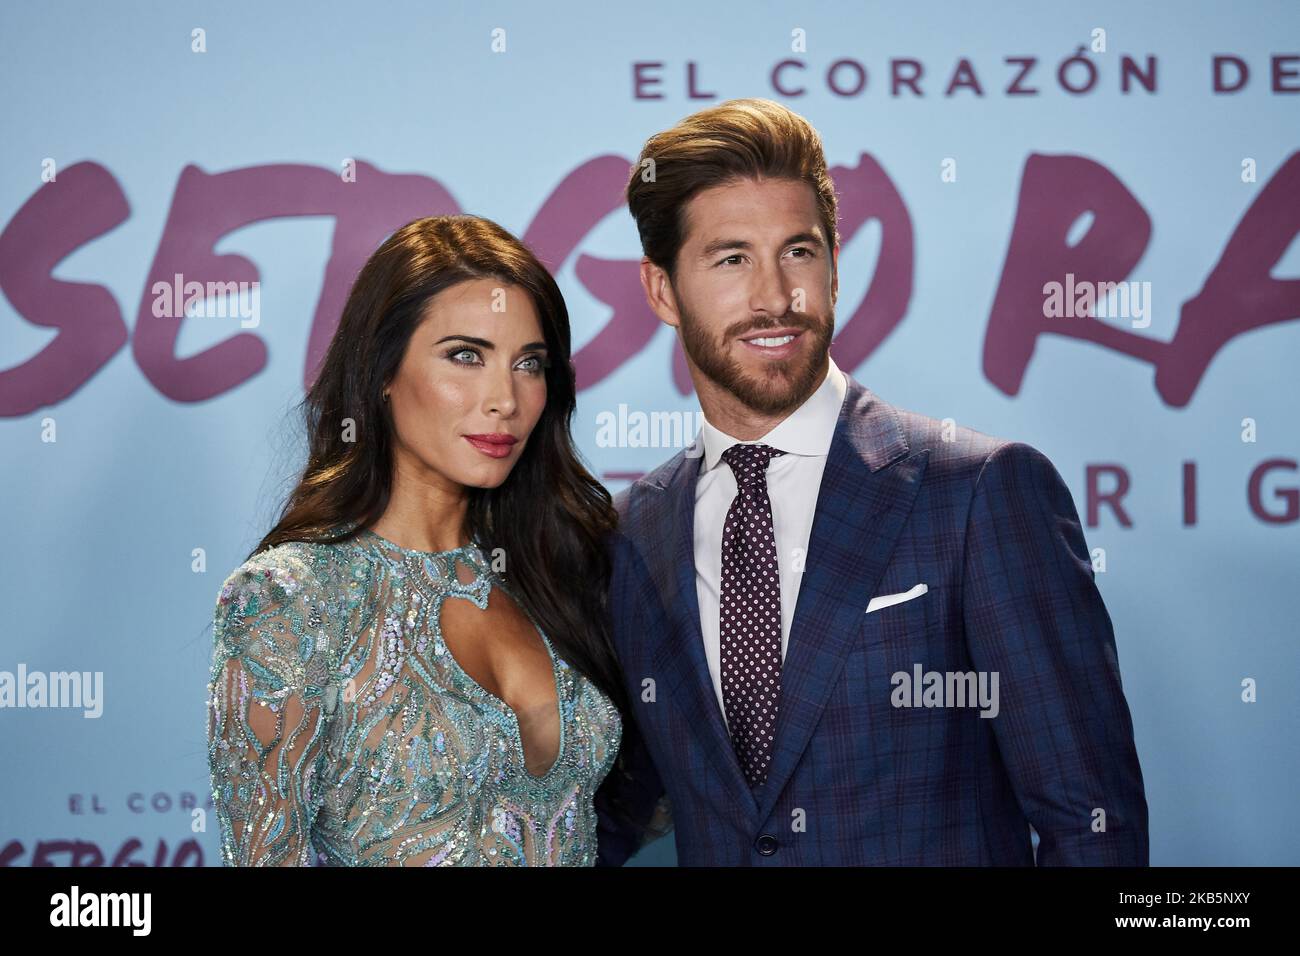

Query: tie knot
[{"left": 721, "top": 443, "right": 786, "bottom": 487}]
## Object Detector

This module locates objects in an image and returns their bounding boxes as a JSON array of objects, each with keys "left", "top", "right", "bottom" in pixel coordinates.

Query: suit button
[{"left": 755, "top": 834, "right": 778, "bottom": 856}]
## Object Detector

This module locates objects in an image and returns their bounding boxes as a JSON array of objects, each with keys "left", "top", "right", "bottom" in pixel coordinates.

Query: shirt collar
[{"left": 698, "top": 355, "right": 847, "bottom": 472}]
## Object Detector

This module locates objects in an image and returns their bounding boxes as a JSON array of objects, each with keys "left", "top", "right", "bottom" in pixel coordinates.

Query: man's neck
[
  {"left": 698, "top": 388, "right": 790, "bottom": 440},
  {"left": 694, "top": 360, "right": 829, "bottom": 441}
]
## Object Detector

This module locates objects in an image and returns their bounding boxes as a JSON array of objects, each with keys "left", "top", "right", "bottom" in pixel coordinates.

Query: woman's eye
[
  {"left": 517, "top": 355, "right": 546, "bottom": 374},
  {"left": 449, "top": 348, "right": 481, "bottom": 365}
]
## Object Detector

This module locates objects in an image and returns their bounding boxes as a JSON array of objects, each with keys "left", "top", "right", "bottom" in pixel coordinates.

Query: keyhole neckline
[
  {"left": 428, "top": 574, "right": 568, "bottom": 784},
  {"left": 437, "top": 613, "right": 568, "bottom": 784},
  {"left": 357, "top": 526, "right": 568, "bottom": 783}
]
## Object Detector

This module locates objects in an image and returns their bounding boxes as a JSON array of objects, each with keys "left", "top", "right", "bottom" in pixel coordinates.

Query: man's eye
[
  {"left": 719, "top": 254, "right": 743, "bottom": 267},
  {"left": 789, "top": 247, "right": 815, "bottom": 259}
]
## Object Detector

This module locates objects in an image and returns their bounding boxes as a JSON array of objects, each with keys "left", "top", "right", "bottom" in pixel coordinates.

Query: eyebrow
[
  {"left": 698, "top": 231, "right": 826, "bottom": 260},
  {"left": 434, "top": 334, "right": 548, "bottom": 352}
]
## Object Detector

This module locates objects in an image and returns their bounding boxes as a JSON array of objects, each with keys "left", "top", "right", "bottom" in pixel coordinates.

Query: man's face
[{"left": 655, "top": 176, "right": 838, "bottom": 416}]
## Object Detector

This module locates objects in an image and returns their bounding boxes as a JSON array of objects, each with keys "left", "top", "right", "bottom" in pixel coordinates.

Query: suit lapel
[{"left": 752, "top": 374, "right": 928, "bottom": 823}]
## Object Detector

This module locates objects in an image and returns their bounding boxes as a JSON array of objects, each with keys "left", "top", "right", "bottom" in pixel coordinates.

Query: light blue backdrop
[{"left": 1, "top": 0, "right": 1296, "bottom": 866}]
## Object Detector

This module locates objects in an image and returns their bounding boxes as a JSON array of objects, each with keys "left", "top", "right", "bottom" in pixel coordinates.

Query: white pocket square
[{"left": 865, "top": 583, "right": 928, "bottom": 613}]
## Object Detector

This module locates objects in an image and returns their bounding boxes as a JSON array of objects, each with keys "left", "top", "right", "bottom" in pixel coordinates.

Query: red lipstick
[{"left": 464, "top": 433, "right": 518, "bottom": 459}]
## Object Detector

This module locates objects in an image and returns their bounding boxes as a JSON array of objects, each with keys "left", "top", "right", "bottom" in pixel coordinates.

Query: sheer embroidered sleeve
[{"left": 207, "top": 552, "right": 334, "bottom": 866}]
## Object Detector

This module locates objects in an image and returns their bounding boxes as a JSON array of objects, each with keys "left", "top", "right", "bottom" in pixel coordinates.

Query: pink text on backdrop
[{"left": 1, "top": 152, "right": 1297, "bottom": 413}]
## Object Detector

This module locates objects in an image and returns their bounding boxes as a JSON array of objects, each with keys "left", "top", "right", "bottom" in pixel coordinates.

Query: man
[{"left": 594, "top": 98, "right": 1148, "bottom": 866}]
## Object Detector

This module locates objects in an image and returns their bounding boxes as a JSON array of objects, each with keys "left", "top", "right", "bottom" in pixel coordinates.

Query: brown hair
[
  {"left": 251, "top": 214, "right": 627, "bottom": 714},
  {"left": 625, "top": 97, "right": 840, "bottom": 279}
]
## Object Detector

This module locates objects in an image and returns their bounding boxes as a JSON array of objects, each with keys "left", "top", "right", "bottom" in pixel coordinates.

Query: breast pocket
[
  {"left": 857, "top": 580, "right": 973, "bottom": 701},
  {"left": 837, "top": 581, "right": 943, "bottom": 777},
  {"left": 860, "top": 582, "right": 933, "bottom": 649}
]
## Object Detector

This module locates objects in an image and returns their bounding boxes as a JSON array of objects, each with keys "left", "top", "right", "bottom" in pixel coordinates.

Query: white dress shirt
[{"left": 692, "top": 355, "right": 847, "bottom": 732}]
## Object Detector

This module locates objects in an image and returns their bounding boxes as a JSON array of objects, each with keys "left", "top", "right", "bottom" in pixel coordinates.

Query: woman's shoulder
[
  {"left": 210, "top": 541, "right": 356, "bottom": 695},
  {"left": 218, "top": 540, "right": 328, "bottom": 599},
  {"left": 213, "top": 535, "right": 369, "bottom": 633}
]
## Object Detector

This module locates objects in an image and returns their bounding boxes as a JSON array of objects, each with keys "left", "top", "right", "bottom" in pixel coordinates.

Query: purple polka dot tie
[{"left": 719, "top": 442, "right": 787, "bottom": 788}]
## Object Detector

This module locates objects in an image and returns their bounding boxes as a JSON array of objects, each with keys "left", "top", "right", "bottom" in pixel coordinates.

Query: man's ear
[
  {"left": 831, "top": 242, "right": 840, "bottom": 307},
  {"left": 639, "top": 257, "right": 681, "bottom": 330}
]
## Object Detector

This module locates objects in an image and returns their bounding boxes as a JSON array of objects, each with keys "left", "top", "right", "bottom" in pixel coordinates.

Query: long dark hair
[{"left": 250, "top": 214, "right": 627, "bottom": 715}]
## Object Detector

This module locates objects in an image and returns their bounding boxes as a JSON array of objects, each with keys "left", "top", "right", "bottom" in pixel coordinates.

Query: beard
[{"left": 677, "top": 301, "right": 835, "bottom": 416}]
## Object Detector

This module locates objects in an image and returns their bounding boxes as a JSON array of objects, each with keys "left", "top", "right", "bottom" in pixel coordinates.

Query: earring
[{"left": 382, "top": 391, "right": 390, "bottom": 402}]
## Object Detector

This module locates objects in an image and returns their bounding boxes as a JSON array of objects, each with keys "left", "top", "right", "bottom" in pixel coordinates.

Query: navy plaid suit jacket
[{"left": 594, "top": 372, "right": 1149, "bottom": 866}]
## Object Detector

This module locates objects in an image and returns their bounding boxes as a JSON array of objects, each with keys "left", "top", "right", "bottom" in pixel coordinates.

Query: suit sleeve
[
  {"left": 594, "top": 712, "right": 673, "bottom": 867},
  {"left": 593, "top": 521, "right": 674, "bottom": 867},
  {"left": 960, "top": 441, "right": 1149, "bottom": 866}
]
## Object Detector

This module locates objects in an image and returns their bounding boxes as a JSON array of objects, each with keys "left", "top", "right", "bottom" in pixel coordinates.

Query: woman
[{"left": 206, "top": 214, "right": 631, "bottom": 866}]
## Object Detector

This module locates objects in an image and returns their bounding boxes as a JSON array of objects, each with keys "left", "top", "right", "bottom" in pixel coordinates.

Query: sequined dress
[{"left": 206, "top": 526, "right": 623, "bottom": 866}]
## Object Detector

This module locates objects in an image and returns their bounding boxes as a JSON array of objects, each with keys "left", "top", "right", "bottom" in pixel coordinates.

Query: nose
[
  {"left": 748, "top": 258, "right": 791, "bottom": 323},
  {"left": 483, "top": 364, "right": 518, "bottom": 419}
]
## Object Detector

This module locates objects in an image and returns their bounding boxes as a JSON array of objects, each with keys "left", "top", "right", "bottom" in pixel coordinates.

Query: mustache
[{"left": 725, "top": 313, "right": 829, "bottom": 339}]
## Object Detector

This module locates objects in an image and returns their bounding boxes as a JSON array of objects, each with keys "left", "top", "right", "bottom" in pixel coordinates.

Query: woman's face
[{"left": 384, "top": 278, "right": 549, "bottom": 491}]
